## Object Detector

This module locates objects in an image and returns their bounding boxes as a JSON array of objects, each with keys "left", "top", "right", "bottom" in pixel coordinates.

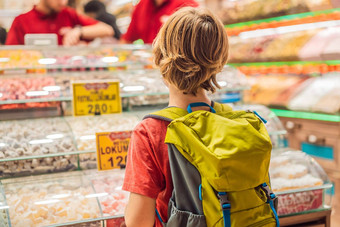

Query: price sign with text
[
  {"left": 72, "top": 80, "right": 121, "bottom": 116},
  {"left": 96, "top": 131, "right": 132, "bottom": 171}
]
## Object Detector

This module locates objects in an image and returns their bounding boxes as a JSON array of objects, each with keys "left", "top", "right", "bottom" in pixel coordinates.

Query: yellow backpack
[{"left": 145, "top": 102, "right": 279, "bottom": 227}]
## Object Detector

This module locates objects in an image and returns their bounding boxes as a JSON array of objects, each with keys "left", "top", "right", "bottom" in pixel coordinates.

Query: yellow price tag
[
  {"left": 72, "top": 80, "right": 121, "bottom": 116},
  {"left": 96, "top": 131, "right": 132, "bottom": 171}
]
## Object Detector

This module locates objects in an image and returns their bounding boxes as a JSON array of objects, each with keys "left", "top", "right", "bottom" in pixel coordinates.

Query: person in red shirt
[
  {"left": 121, "top": 0, "right": 198, "bottom": 44},
  {"left": 6, "top": 0, "right": 114, "bottom": 46},
  {"left": 123, "top": 7, "right": 229, "bottom": 227}
]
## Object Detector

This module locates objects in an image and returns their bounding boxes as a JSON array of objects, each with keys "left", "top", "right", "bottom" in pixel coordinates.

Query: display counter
[{"left": 0, "top": 44, "right": 334, "bottom": 226}]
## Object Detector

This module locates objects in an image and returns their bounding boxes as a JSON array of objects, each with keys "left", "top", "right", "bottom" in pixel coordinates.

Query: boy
[{"left": 123, "top": 7, "right": 229, "bottom": 227}]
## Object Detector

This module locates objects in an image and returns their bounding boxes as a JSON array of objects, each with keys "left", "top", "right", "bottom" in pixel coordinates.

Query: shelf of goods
[
  {"left": 225, "top": 8, "right": 340, "bottom": 36},
  {"left": 0, "top": 169, "right": 127, "bottom": 227},
  {"left": 209, "top": 0, "right": 335, "bottom": 25},
  {"left": 0, "top": 150, "right": 333, "bottom": 227},
  {"left": 0, "top": 104, "right": 332, "bottom": 226},
  {"left": 0, "top": 66, "right": 248, "bottom": 119},
  {"left": 238, "top": 63, "right": 340, "bottom": 114},
  {"left": 0, "top": 105, "right": 284, "bottom": 178},
  {"left": 228, "top": 17, "right": 340, "bottom": 63},
  {"left": 234, "top": 62, "right": 340, "bottom": 226},
  {"left": 0, "top": 44, "right": 332, "bottom": 225},
  {"left": 0, "top": 45, "right": 154, "bottom": 73}
]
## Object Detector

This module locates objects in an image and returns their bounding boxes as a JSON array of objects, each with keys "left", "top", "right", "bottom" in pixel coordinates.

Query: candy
[
  {"left": 90, "top": 170, "right": 128, "bottom": 217},
  {"left": 65, "top": 114, "right": 139, "bottom": 169},
  {"left": 0, "top": 50, "right": 43, "bottom": 69},
  {"left": 3, "top": 173, "right": 101, "bottom": 227},
  {"left": 0, "top": 76, "right": 59, "bottom": 110},
  {"left": 0, "top": 118, "right": 77, "bottom": 177}
]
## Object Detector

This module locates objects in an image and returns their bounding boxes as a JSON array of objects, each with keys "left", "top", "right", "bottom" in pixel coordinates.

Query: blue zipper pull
[{"left": 253, "top": 111, "right": 267, "bottom": 124}]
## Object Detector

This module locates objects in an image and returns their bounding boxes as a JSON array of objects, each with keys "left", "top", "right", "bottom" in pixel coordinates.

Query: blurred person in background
[
  {"left": 84, "top": 0, "right": 121, "bottom": 41},
  {"left": 0, "top": 27, "right": 7, "bottom": 45},
  {"left": 6, "top": 0, "right": 114, "bottom": 46},
  {"left": 121, "top": 0, "right": 199, "bottom": 44}
]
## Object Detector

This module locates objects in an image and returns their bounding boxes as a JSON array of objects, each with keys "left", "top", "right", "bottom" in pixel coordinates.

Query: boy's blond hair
[{"left": 153, "top": 7, "right": 229, "bottom": 95}]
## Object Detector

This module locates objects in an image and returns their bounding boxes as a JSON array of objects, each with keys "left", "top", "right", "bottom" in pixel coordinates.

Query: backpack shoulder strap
[
  {"left": 143, "top": 102, "right": 233, "bottom": 122},
  {"left": 143, "top": 107, "right": 188, "bottom": 122}
]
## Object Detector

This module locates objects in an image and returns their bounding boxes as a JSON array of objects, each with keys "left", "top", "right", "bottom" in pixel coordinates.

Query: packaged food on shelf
[
  {"left": 270, "top": 149, "right": 332, "bottom": 216},
  {"left": 0, "top": 75, "right": 60, "bottom": 110},
  {"left": 216, "top": 0, "right": 332, "bottom": 25},
  {"left": 226, "top": 9, "right": 340, "bottom": 36},
  {"left": 312, "top": 87, "right": 340, "bottom": 114},
  {"left": 298, "top": 27, "right": 340, "bottom": 61},
  {"left": 229, "top": 28, "right": 320, "bottom": 62},
  {"left": 321, "top": 35, "right": 340, "bottom": 60},
  {"left": 262, "top": 30, "right": 319, "bottom": 62},
  {"left": 288, "top": 73, "right": 340, "bottom": 112},
  {"left": 244, "top": 74, "right": 308, "bottom": 107},
  {"left": 65, "top": 114, "right": 139, "bottom": 169},
  {"left": 0, "top": 118, "right": 77, "bottom": 177},
  {"left": 87, "top": 169, "right": 128, "bottom": 218},
  {"left": 2, "top": 172, "right": 101, "bottom": 227},
  {"left": 0, "top": 49, "right": 43, "bottom": 70}
]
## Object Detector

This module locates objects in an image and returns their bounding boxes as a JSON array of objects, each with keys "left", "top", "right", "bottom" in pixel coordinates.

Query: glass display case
[
  {"left": 2, "top": 171, "right": 99, "bottom": 227},
  {"left": 0, "top": 169, "right": 127, "bottom": 227},
  {"left": 270, "top": 149, "right": 333, "bottom": 216},
  {"left": 65, "top": 114, "right": 140, "bottom": 170},
  {"left": 0, "top": 45, "right": 154, "bottom": 72},
  {"left": 0, "top": 59, "right": 249, "bottom": 114},
  {"left": 0, "top": 182, "right": 10, "bottom": 227},
  {"left": 0, "top": 117, "right": 78, "bottom": 178},
  {"left": 0, "top": 45, "right": 250, "bottom": 179},
  {"left": 0, "top": 43, "right": 333, "bottom": 226}
]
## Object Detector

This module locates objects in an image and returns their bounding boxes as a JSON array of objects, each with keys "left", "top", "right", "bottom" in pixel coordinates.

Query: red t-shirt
[
  {"left": 6, "top": 6, "right": 98, "bottom": 45},
  {"left": 122, "top": 0, "right": 199, "bottom": 44},
  {"left": 123, "top": 118, "right": 171, "bottom": 227}
]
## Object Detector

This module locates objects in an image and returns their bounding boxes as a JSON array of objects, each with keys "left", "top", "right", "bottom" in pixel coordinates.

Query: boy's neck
[{"left": 168, "top": 85, "right": 212, "bottom": 111}]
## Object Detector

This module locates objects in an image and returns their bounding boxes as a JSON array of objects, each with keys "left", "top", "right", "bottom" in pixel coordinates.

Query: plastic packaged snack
[{"left": 270, "top": 149, "right": 332, "bottom": 216}]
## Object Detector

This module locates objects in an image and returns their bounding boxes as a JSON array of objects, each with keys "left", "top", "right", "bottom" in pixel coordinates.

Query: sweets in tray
[
  {"left": 270, "top": 149, "right": 332, "bottom": 215},
  {"left": 65, "top": 114, "right": 139, "bottom": 169},
  {"left": 1, "top": 173, "right": 100, "bottom": 227},
  {"left": 0, "top": 170, "right": 128, "bottom": 227},
  {"left": 89, "top": 170, "right": 128, "bottom": 217},
  {"left": 0, "top": 118, "right": 77, "bottom": 177},
  {"left": 0, "top": 50, "right": 43, "bottom": 70}
]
